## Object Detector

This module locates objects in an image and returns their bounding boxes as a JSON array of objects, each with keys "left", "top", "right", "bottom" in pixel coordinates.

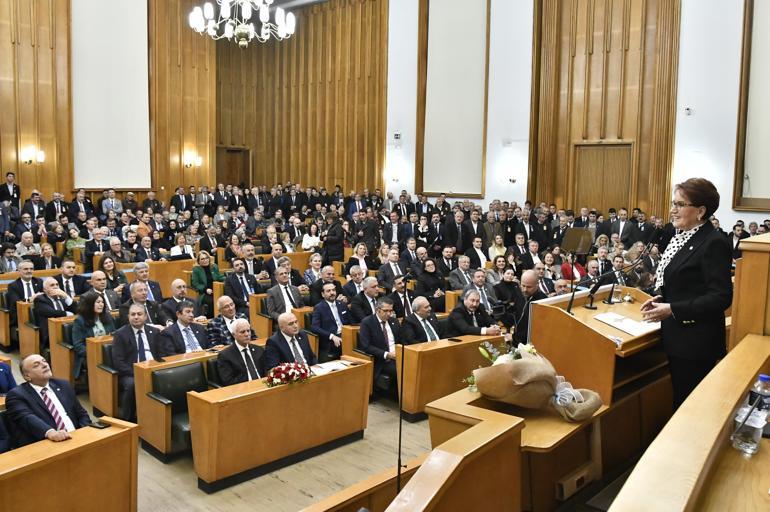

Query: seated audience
[
  {"left": 342, "top": 265, "right": 365, "bottom": 299},
  {"left": 223, "top": 258, "right": 263, "bottom": 317},
  {"left": 134, "top": 235, "right": 164, "bottom": 262},
  {"left": 34, "top": 277, "right": 77, "bottom": 349},
  {"left": 401, "top": 296, "right": 444, "bottom": 344},
  {"left": 358, "top": 297, "right": 403, "bottom": 394},
  {"left": 216, "top": 318, "right": 266, "bottom": 385},
  {"left": 303, "top": 252, "right": 323, "bottom": 285},
  {"left": 190, "top": 251, "right": 224, "bottom": 317},
  {"left": 162, "top": 278, "right": 205, "bottom": 321},
  {"left": 158, "top": 300, "right": 209, "bottom": 354},
  {"left": 100, "top": 255, "right": 129, "bottom": 296},
  {"left": 118, "top": 280, "right": 169, "bottom": 327},
  {"left": 308, "top": 265, "right": 346, "bottom": 306},
  {"left": 71, "top": 292, "right": 115, "bottom": 382},
  {"left": 264, "top": 312, "right": 318, "bottom": 370},
  {"left": 6, "top": 354, "right": 91, "bottom": 447},
  {"left": 55, "top": 259, "right": 90, "bottom": 298},
  {"left": 462, "top": 269, "right": 498, "bottom": 316},
  {"left": 112, "top": 304, "right": 163, "bottom": 421},
  {"left": 388, "top": 275, "right": 415, "bottom": 319},
  {"left": 349, "top": 276, "right": 380, "bottom": 323},
  {"left": 265, "top": 267, "right": 305, "bottom": 321},
  {"left": 104, "top": 236, "right": 133, "bottom": 263},
  {"left": 169, "top": 233, "right": 195, "bottom": 258},
  {"left": 6, "top": 260, "right": 44, "bottom": 326},
  {"left": 448, "top": 255, "right": 474, "bottom": 290},
  {"left": 448, "top": 289, "right": 503, "bottom": 337},
  {"left": 0, "top": 242, "right": 21, "bottom": 273},
  {"left": 311, "top": 281, "right": 352, "bottom": 361},
  {"left": 414, "top": 258, "right": 446, "bottom": 312},
  {"left": 207, "top": 295, "right": 255, "bottom": 347},
  {"left": 31, "top": 243, "right": 61, "bottom": 270}
]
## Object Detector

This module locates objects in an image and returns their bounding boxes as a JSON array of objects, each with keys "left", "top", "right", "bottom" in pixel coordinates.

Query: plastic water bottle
[{"left": 748, "top": 373, "right": 770, "bottom": 437}]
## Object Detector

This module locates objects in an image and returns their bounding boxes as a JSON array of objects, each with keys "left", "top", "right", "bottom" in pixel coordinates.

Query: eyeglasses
[{"left": 670, "top": 201, "right": 695, "bottom": 210}]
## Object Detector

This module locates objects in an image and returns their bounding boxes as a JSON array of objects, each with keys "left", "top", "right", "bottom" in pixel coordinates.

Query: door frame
[{"left": 216, "top": 145, "right": 252, "bottom": 187}]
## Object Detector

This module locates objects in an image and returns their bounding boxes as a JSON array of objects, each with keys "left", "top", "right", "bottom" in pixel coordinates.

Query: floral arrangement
[
  {"left": 463, "top": 342, "right": 538, "bottom": 388},
  {"left": 266, "top": 362, "right": 312, "bottom": 387}
]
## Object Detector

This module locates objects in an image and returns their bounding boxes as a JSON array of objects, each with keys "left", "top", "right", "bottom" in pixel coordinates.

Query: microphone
[{"left": 583, "top": 241, "right": 654, "bottom": 310}]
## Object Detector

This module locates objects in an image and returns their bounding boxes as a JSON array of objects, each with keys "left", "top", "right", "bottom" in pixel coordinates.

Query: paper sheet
[
  {"left": 594, "top": 312, "right": 660, "bottom": 337},
  {"left": 310, "top": 360, "right": 351, "bottom": 376}
]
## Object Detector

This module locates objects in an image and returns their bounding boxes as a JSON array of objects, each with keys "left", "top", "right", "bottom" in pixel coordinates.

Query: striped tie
[{"left": 41, "top": 387, "right": 66, "bottom": 431}]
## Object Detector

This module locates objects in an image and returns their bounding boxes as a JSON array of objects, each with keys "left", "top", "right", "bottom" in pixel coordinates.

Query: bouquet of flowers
[
  {"left": 470, "top": 342, "right": 602, "bottom": 422},
  {"left": 266, "top": 362, "right": 312, "bottom": 388}
]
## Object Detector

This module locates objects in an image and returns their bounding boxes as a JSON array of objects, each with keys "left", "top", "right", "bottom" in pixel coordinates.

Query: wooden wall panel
[
  {"left": 216, "top": 0, "right": 388, "bottom": 193},
  {"left": 0, "top": 0, "right": 73, "bottom": 200},
  {"left": 148, "top": 0, "right": 216, "bottom": 199},
  {"left": 528, "top": 0, "right": 680, "bottom": 219}
]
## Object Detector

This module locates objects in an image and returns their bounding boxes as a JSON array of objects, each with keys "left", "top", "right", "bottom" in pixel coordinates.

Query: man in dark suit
[
  {"left": 134, "top": 236, "right": 164, "bottom": 263},
  {"left": 349, "top": 277, "right": 380, "bottom": 323},
  {"left": 464, "top": 236, "right": 488, "bottom": 270},
  {"left": 311, "top": 281, "right": 353, "bottom": 361},
  {"left": 216, "top": 318, "right": 266, "bottom": 386},
  {"left": 401, "top": 296, "right": 444, "bottom": 344},
  {"left": 611, "top": 208, "right": 639, "bottom": 247},
  {"left": 463, "top": 210, "right": 487, "bottom": 250},
  {"left": 264, "top": 312, "right": 318, "bottom": 370},
  {"left": 508, "top": 270, "right": 548, "bottom": 344},
  {"left": 121, "top": 262, "right": 163, "bottom": 303},
  {"left": 392, "top": 196, "right": 415, "bottom": 220},
  {"left": 448, "top": 288, "right": 504, "bottom": 337},
  {"left": 158, "top": 300, "right": 210, "bottom": 355},
  {"left": 83, "top": 228, "right": 108, "bottom": 272},
  {"left": 388, "top": 275, "right": 415, "bottom": 319},
  {"left": 67, "top": 189, "right": 94, "bottom": 219},
  {"left": 198, "top": 226, "right": 225, "bottom": 256},
  {"left": 308, "top": 265, "right": 346, "bottom": 306},
  {"left": 89, "top": 270, "right": 122, "bottom": 313},
  {"left": 228, "top": 188, "right": 246, "bottom": 212},
  {"left": 170, "top": 187, "right": 193, "bottom": 212},
  {"left": 341, "top": 265, "right": 365, "bottom": 300},
  {"left": 533, "top": 262, "right": 555, "bottom": 296},
  {"left": 435, "top": 246, "right": 457, "bottom": 277},
  {"left": 54, "top": 259, "right": 90, "bottom": 298},
  {"left": 6, "top": 259, "right": 44, "bottom": 325},
  {"left": 44, "top": 192, "right": 68, "bottom": 223},
  {"left": 112, "top": 303, "right": 164, "bottom": 421},
  {"left": 381, "top": 212, "right": 404, "bottom": 249},
  {"left": 118, "top": 280, "right": 170, "bottom": 327},
  {"left": 5, "top": 354, "right": 91, "bottom": 447},
  {"left": 635, "top": 211, "right": 655, "bottom": 244},
  {"left": 443, "top": 211, "right": 471, "bottom": 254},
  {"left": 0, "top": 171, "right": 21, "bottom": 210},
  {"left": 223, "top": 258, "right": 264, "bottom": 317},
  {"left": 358, "top": 297, "right": 403, "bottom": 393},
  {"left": 21, "top": 191, "right": 46, "bottom": 220},
  {"left": 206, "top": 295, "right": 254, "bottom": 347},
  {"left": 376, "top": 247, "right": 406, "bottom": 292},
  {"left": 33, "top": 278, "right": 78, "bottom": 349}
]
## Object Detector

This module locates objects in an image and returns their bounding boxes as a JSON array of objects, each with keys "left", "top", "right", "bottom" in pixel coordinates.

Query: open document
[{"left": 594, "top": 312, "right": 660, "bottom": 337}]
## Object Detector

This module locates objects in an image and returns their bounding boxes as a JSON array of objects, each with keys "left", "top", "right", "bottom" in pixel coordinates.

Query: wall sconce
[
  {"left": 20, "top": 146, "right": 45, "bottom": 165},
  {"left": 183, "top": 152, "right": 203, "bottom": 168}
]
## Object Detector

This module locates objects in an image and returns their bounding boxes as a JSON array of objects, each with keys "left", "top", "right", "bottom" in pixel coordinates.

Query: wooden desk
[
  {"left": 16, "top": 301, "right": 38, "bottom": 358},
  {"left": 396, "top": 334, "right": 502, "bottom": 421},
  {"left": 427, "top": 388, "right": 607, "bottom": 511},
  {"left": 729, "top": 232, "right": 770, "bottom": 350},
  {"left": 610, "top": 334, "right": 770, "bottom": 511},
  {"left": 87, "top": 335, "right": 119, "bottom": 417},
  {"left": 188, "top": 356, "right": 373, "bottom": 492},
  {"left": 147, "top": 259, "right": 195, "bottom": 298},
  {"left": 133, "top": 351, "right": 218, "bottom": 454},
  {"left": 0, "top": 417, "right": 139, "bottom": 512},
  {"left": 49, "top": 316, "right": 78, "bottom": 386}
]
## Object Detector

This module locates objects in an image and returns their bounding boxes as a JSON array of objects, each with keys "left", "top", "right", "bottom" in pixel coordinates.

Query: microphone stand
[
  {"left": 582, "top": 242, "right": 654, "bottom": 311},
  {"left": 396, "top": 342, "right": 406, "bottom": 493}
]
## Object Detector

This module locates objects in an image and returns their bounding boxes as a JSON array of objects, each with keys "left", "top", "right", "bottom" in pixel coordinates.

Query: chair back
[
  {"left": 101, "top": 343, "right": 114, "bottom": 367},
  {"left": 62, "top": 322, "right": 74, "bottom": 344},
  {"left": 304, "top": 312, "right": 314, "bottom": 333},
  {"left": 260, "top": 297, "right": 268, "bottom": 311},
  {"left": 151, "top": 362, "right": 208, "bottom": 415},
  {"left": 0, "top": 408, "right": 15, "bottom": 451},
  {"left": 206, "top": 358, "right": 222, "bottom": 386},
  {"left": 437, "top": 317, "right": 451, "bottom": 338}
]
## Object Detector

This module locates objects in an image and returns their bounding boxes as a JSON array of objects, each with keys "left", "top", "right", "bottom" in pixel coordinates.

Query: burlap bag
[{"left": 472, "top": 355, "right": 558, "bottom": 409}]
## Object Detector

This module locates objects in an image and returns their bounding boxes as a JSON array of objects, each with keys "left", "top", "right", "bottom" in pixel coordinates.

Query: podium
[{"left": 530, "top": 285, "right": 666, "bottom": 406}]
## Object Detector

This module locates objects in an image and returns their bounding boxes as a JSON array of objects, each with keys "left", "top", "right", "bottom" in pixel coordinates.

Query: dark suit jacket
[
  {"left": 611, "top": 220, "right": 639, "bottom": 246},
  {"left": 660, "top": 222, "right": 732, "bottom": 361},
  {"left": 382, "top": 223, "right": 404, "bottom": 248},
  {"left": 111, "top": 324, "right": 163, "bottom": 376},
  {"left": 358, "top": 314, "right": 403, "bottom": 380},
  {"left": 121, "top": 279, "right": 163, "bottom": 303},
  {"left": 448, "top": 304, "right": 495, "bottom": 336},
  {"left": 67, "top": 199, "right": 94, "bottom": 219},
  {"left": 311, "top": 300, "right": 352, "bottom": 355},
  {"left": 376, "top": 261, "right": 406, "bottom": 291},
  {"left": 31, "top": 255, "right": 62, "bottom": 271},
  {"left": 217, "top": 342, "right": 266, "bottom": 385},
  {"left": 5, "top": 379, "right": 91, "bottom": 446},
  {"left": 134, "top": 246, "right": 162, "bottom": 262},
  {"left": 436, "top": 257, "right": 458, "bottom": 277},
  {"left": 159, "top": 321, "right": 211, "bottom": 355},
  {"left": 170, "top": 194, "right": 194, "bottom": 212},
  {"left": 33, "top": 294, "right": 78, "bottom": 346},
  {"left": 401, "top": 313, "right": 444, "bottom": 344},
  {"left": 264, "top": 331, "right": 317, "bottom": 370},
  {"left": 388, "top": 291, "right": 415, "bottom": 319},
  {"left": 117, "top": 299, "right": 169, "bottom": 327},
  {"left": 349, "top": 292, "right": 379, "bottom": 323},
  {"left": 223, "top": 273, "right": 263, "bottom": 313},
  {"left": 0, "top": 183, "right": 21, "bottom": 209},
  {"left": 443, "top": 221, "right": 472, "bottom": 253},
  {"left": 308, "top": 279, "right": 344, "bottom": 306},
  {"left": 6, "top": 277, "right": 44, "bottom": 324},
  {"left": 198, "top": 235, "right": 225, "bottom": 256},
  {"left": 44, "top": 200, "right": 69, "bottom": 223},
  {"left": 54, "top": 274, "right": 91, "bottom": 297},
  {"left": 341, "top": 280, "right": 362, "bottom": 300}
]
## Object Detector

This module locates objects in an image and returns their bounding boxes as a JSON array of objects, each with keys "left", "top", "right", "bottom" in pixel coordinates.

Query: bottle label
[{"left": 748, "top": 390, "right": 770, "bottom": 411}]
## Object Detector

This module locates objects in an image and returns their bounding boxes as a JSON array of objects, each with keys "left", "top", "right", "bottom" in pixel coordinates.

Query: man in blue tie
[{"left": 159, "top": 300, "right": 209, "bottom": 355}]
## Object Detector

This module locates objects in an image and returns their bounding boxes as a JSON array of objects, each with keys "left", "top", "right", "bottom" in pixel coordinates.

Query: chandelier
[{"left": 188, "top": 0, "right": 296, "bottom": 49}]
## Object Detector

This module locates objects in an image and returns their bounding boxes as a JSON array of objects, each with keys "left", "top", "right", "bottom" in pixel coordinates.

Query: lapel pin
[{"left": 689, "top": 246, "right": 693, "bottom": 250}]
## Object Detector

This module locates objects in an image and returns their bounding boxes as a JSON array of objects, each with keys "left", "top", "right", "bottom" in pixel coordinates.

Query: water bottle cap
[{"left": 759, "top": 374, "right": 770, "bottom": 382}]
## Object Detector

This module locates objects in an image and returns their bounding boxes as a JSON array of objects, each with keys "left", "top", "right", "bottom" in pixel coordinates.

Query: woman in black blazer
[
  {"left": 414, "top": 258, "right": 446, "bottom": 312},
  {"left": 72, "top": 292, "right": 116, "bottom": 380},
  {"left": 641, "top": 178, "right": 732, "bottom": 409}
]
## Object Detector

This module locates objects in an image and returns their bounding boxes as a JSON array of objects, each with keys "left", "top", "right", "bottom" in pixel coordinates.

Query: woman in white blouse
[
  {"left": 169, "top": 233, "right": 195, "bottom": 258},
  {"left": 301, "top": 223, "right": 322, "bottom": 252}
]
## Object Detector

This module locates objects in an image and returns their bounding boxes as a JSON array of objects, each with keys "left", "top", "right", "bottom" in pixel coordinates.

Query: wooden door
[
  {"left": 573, "top": 144, "right": 632, "bottom": 214},
  {"left": 216, "top": 146, "right": 251, "bottom": 187}
]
